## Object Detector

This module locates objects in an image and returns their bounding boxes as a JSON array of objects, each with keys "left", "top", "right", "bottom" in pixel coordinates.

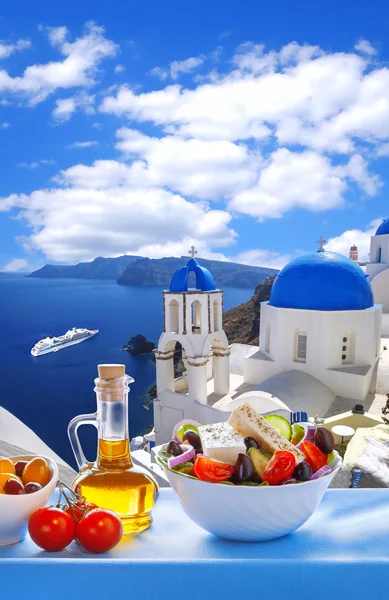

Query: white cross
[
  {"left": 188, "top": 245, "right": 198, "bottom": 259},
  {"left": 317, "top": 236, "right": 327, "bottom": 251}
]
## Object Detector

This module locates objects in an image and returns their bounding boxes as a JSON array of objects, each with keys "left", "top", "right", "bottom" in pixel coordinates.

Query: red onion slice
[
  {"left": 172, "top": 419, "right": 202, "bottom": 443},
  {"left": 311, "top": 465, "right": 332, "bottom": 480},
  {"left": 168, "top": 444, "right": 195, "bottom": 469},
  {"left": 296, "top": 424, "right": 316, "bottom": 450}
]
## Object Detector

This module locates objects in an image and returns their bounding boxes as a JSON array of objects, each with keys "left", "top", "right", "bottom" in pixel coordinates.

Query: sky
[{"left": 0, "top": 0, "right": 389, "bottom": 273}]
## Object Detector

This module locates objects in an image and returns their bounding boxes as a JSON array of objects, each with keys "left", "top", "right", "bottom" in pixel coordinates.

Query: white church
[
  {"left": 366, "top": 218, "right": 389, "bottom": 336},
  {"left": 153, "top": 226, "right": 389, "bottom": 446}
]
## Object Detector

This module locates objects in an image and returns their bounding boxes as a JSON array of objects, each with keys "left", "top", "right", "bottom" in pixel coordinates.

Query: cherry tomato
[
  {"left": 193, "top": 455, "right": 235, "bottom": 482},
  {"left": 262, "top": 451, "right": 296, "bottom": 486},
  {"left": 64, "top": 501, "right": 98, "bottom": 523},
  {"left": 76, "top": 509, "right": 123, "bottom": 553},
  {"left": 300, "top": 441, "right": 327, "bottom": 472},
  {"left": 28, "top": 507, "right": 76, "bottom": 551}
]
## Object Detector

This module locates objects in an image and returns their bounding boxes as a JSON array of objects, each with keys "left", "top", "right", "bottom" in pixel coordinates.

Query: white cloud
[
  {"left": 326, "top": 220, "right": 382, "bottom": 262},
  {"left": 19, "top": 162, "right": 39, "bottom": 169},
  {"left": 0, "top": 38, "right": 31, "bottom": 60},
  {"left": 0, "top": 23, "right": 117, "bottom": 104},
  {"left": 2, "top": 38, "right": 389, "bottom": 267},
  {"left": 354, "top": 39, "right": 377, "bottom": 56},
  {"left": 336, "top": 154, "right": 381, "bottom": 196},
  {"left": 114, "top": 64, "right": 125, "bottom": 73},
  {"left": 150, "top": 55, "right": 204, "bottom": 81},
  {"left": 46, "top": 26, "right": 68, "bottom": 47},
  {"left": 66, "top": 140, "right": 99, "bottom": 149},
  {"left": 0, "top": 122, "right": 9, "bottom": 129},
  {"left": 1, "top": 159, "right": 236, "bottom": 262},
  {"left": 232, "top": 248, "right": 294, "bottom": 270},
  {"left": 19, "top": 159, "right": 56, "bottom": 169},
  {"left": 53, "top": 97, "right": 76, "bottom": 121},
  {"left": 114, "top": 127, "right": 259, "bottom": 199},
  {"left": 377, "top": 143, "right": 389, "bottom": 157},
  {"left": 53, "top": 91, "right": 95, "bottom": 122},
  {"left": 2, "top": 258, "right": 28, "bottom": 272},
  {"left": 228, "top": 149, "right": 378, "bottom": 220},
  {"left": 100, "top": 42, "right": 389, "bottom": 154}
]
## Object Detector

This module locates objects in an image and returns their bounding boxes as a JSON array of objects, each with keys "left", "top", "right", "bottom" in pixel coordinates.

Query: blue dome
[
  {"left": 375, "top": 218, "right": 389, "bottom": 235},
  {"left": 170, "top": 258, "right": 216, "bottom": 292},
  {"left": 269, "top": 251, "right": 374, "bottom": 311}
]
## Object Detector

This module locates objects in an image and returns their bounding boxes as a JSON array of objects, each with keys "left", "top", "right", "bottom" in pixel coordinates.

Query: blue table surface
[{"left": 1, "top": 488, "right": 389, "bottom": 600}]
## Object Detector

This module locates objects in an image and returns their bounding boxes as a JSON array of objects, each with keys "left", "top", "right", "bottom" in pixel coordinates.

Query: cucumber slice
[
  {"left": 264, "top": 414, "right": 292, "bottom": 440},
  {"left": 248, "top": 447, "right": 272, "bottom": 478},
  {"left": 291, "top": 423, "right": 305, "bottom": 445},
  {"left": 327, "top": 451, "right": 335, "bottom": 465},
  {"left": 176, "top": 423, "right": 200, "bottom": 442},
  {"left": 173, "top": 461, "right": 195, "bottom": 475}
]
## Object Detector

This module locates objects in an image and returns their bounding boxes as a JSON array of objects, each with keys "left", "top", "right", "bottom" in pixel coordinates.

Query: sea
[{"left": 0, "top": 276, "right": 252, "bottom": 468}]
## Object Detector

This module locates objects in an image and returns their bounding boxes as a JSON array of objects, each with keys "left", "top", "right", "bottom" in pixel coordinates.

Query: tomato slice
[
  {"left": 261, "top": 451, "right": 296, "bottom": 486},
  {"left": 193, "top": 456, "right": 234, "bottom": 482},
  {"left": 300, "top": 441, "right": 327, "bottom": 472}
]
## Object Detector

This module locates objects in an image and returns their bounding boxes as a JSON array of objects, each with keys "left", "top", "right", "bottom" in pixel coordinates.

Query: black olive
[
  {"left": 233, "top": 453, "right": 255, "bottom": 483},
  {"left": 244, "top": 437, "right": 260, "bottom": 450},
  {"left": 167, "top": 440, "right": 183, "bottom": 456},
  {"left": 293, "top": 461, "right": 312, "bottom": 482},
  {"left": 183, "top": 430, "right": 202, "bottom": 451},
  {"left": 314, "top": 427, "right": 335, "bottom": 455}
]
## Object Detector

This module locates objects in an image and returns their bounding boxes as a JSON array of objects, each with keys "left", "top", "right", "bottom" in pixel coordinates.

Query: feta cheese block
[
  {"left": 199, "top": 422, "right": 246, "bottom": 465},
  {"left": 228, "top": 403, "right": 305, "bottom": 463}
]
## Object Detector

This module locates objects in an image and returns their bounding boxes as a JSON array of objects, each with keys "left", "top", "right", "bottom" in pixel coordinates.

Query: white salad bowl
[
  {"left": 157, "top": 449, "right": 342, "bottom": 542},
  {"left": 0, "top": 455, "right": 58, "bottom": 546}
]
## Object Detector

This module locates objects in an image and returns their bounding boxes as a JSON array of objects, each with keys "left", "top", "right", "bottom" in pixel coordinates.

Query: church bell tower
[{"left": 153, "top": 247, "right": 230, "bottom": 444}]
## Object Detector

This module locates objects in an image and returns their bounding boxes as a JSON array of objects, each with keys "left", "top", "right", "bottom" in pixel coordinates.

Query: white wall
[
  {"left": 367, "top": 233, "right": 389, "bottom": 268},
  {"left": 249, "top": 303, "right": 382, "bottom": 401},
  {"left": 371, "top": 269, "right": 389, "bottom": 312},
  {"left": 154, "top": 390, "right": 232, "bottom": 445},
  {"left": 382, "top": 313, "right": 389, "bottom": 337}
]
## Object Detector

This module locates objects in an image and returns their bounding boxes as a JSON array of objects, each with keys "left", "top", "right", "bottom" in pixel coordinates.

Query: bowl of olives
[{"left": 0, "top": 455, "right": 58, "bottom": 546}]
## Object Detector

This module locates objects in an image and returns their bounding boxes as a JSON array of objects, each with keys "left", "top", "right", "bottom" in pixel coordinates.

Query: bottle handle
[{"left": 68, "top": 413, "right": 97, "bottom": 471}]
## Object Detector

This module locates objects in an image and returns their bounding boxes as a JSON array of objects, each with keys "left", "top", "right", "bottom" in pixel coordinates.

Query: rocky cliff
[
  {"left": 117, "top": 256, "right": 278, "bottom": 289},
  {"left": 28, "top": 255, "right": 138, "bottom": 280},
  {"left": 28, "top": 255, "right": 278, "bottom": 288},
  {"left": 223, "top": 276, "right": 276, "bottom": 345}
]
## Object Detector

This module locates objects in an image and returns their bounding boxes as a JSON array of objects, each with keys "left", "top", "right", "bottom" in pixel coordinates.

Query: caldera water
[{"left": 0, "top": 276, "right": 251, "bottom": 467}]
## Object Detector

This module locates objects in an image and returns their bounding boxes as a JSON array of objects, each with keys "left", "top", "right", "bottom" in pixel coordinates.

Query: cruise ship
[{"left": 31, "top": 328, "right": 98, "bottom": 357}]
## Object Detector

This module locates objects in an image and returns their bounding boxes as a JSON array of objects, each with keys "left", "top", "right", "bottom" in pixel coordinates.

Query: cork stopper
[{"left": 98, "top": 364, "right": 126, "bottom": 380}]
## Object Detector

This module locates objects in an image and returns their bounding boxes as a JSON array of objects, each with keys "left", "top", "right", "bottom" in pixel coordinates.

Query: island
[
  {"left": 123, "top": 334, "right": 155, "bottom": 355},
  {"left": 28, "top": 255, "right": 278, "bottom": 289}
]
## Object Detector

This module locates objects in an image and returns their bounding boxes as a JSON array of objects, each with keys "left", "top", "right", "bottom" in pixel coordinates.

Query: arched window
[
  {"left": 187, "top": 270, "right": 197, "bottom": 290},
  {"left": 168, "top": 300, "right": 179, "bottom": 334},
  {"left": 265, "top": 322, "right": 270, "bottom": 353},
  {"left": 191, "top": 300, "right": 202, "bottom": 333},
  {"left": 378, "top": 246, "right": 382, "bottom": 263},
  {"left": 341, "top": 331, "right": 355, "bottom": 365},
  {"left": 213, "top": 300, "right": 220, "bottom": 332},
  {"left": 294, "top": 330, "right": 307, "bottom": 363}
]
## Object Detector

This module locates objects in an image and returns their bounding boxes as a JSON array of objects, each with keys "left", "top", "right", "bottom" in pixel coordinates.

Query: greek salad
[{"left": 157, "top": 403, "right": 336, "bottom": 486}]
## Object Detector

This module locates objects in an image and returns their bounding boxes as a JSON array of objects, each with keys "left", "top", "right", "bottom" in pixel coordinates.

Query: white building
[
  {"left": 366, "top": 218, "right": 389, "bottom": 336},
  {"left": 244, "top": 248, "right": 382, "bottom": 410},
  {"left": 154, "top": 245, "right": 383, "bottom": 446},
  {"left": 154, "top": 249, "right": 231, "bottom": 444}
]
